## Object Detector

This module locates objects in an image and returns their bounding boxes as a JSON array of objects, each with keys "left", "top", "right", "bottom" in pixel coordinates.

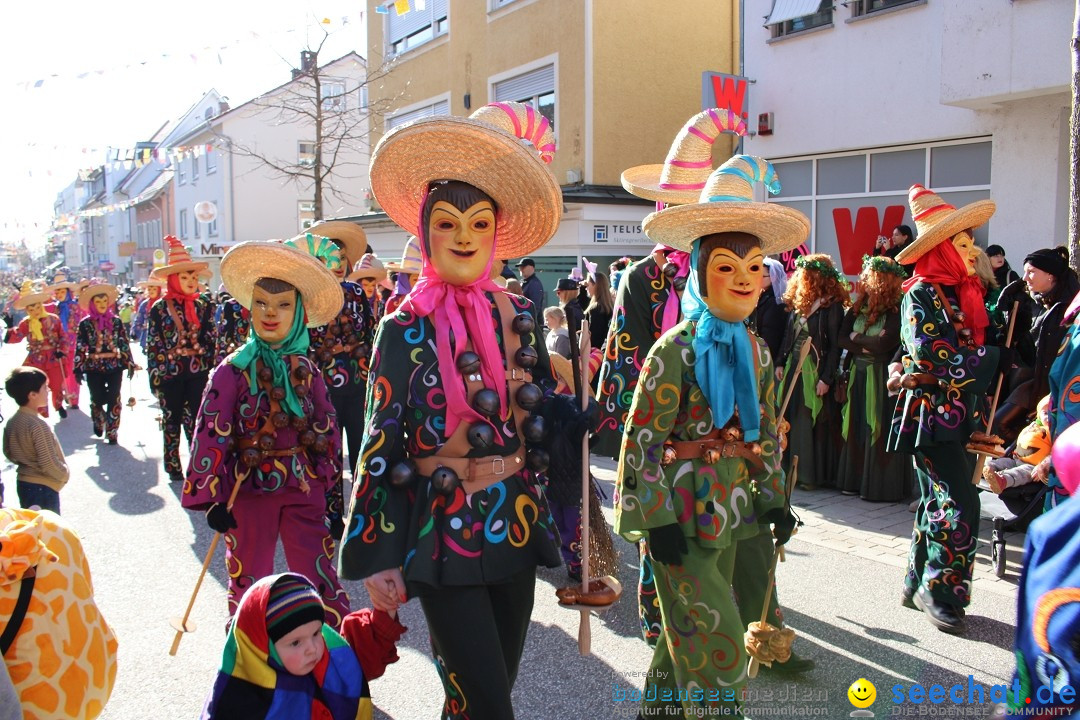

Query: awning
[
  {"left": 131, "top": 169, "right": 174, "bottom": 206},
  {"left": 764, "top": 0, "right": 827, "bottom": 25}
]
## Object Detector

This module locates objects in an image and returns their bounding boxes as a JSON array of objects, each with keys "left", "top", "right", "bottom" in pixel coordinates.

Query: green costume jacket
[{"left": 614, "top": 319, "right": 785, "bottom": 549}]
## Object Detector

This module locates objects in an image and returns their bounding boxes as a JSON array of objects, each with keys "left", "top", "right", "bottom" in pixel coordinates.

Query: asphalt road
[{"left": 0, "top": 341, "right": 1019, "bottom": 719}]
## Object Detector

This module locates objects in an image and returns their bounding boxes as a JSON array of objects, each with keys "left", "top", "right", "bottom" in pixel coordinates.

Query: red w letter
[
  {"left": 710, "top": 76, "right": 748, "bottom": 121},
  {"left": 832, "top": 205, "right": 906, "bottom": 275}
]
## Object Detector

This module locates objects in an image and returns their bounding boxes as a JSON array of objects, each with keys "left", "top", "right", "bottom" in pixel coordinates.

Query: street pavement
[{"left": 0, "top": 340, "right": 1026, "bottom": 719}]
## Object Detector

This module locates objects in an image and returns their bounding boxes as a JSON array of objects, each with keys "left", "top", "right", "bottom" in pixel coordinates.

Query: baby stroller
[{"left": 978, "top": 479, "right": 1048, "bottom": 577}]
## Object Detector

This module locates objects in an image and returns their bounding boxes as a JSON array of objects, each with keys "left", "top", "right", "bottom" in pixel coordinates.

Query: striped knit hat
[{"left": 265, "top": 574, "right": 325, "bottom": 642}]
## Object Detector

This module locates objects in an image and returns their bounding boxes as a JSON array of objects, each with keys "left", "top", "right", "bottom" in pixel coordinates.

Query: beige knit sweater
[{"left": 3, "top": 406, "right": 69, "bottom": 492}]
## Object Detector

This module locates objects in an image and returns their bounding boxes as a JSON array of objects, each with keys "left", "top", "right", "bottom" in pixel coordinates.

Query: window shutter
[
  {"left": 493, "top": 65, "right": 555, "bottom": 103},
  {"left": 386, "top": 100, "right": 450, "bottom": 130},
  {"left": 388, "top": 0, "right": 448, "bottom": 44}
]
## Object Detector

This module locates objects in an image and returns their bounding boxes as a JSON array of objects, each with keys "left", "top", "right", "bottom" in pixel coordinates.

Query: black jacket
[
  {"left": 521, "top": 274, "right": 546, "bottom": 321},
  {"left": 750, "top": 287, "right": 789, "bottom": 361}
]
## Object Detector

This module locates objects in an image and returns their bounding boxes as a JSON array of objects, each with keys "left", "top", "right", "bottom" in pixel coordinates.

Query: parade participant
[
  {"left": 891, "top": 184, "right": 1002, "bottom": 633},
  {"left": 382, "top": 236, "right": 422, "bottom": 316},
  {"left": 45, "top": 274, "right": 85, "bottom": 410},
  {"left": 340, "top": 101, "right": 575, "bottom": 720},
  {"left": 616, "top": 156, "right": 805, "bottom": 715},
  {"left": 73, "top": 282, "right": 137, "bottom": 444},
  {"left": 199, "top": 572, "right": 406, "bottom": 720},
  {"left": 131, "top": 279, "right": 164, "bottom": 350},
  {"left": 836, "top": 256, "right": 911, "bottom": 501},
  {"left": 596, "top": 108, "right": 748, "bottom": 645},
  {"left": 308, "top": 220, "right": 367, "bottom": 280},
  {"left": 780, "top": 253, "right": 849, "bottom": 490},
  {"left": 4, "top": 281, "right": 67, "bottom": 418},
  {"left": 296, "top": 232, "right": 375, "bottom": 482},
  {"left": 183, "top": 239, "right": 351, "bottom": 625},
  {"left": 146, "top": 236, "right": 217, "bottom": 484},
  {"left": 348, "top": 253, "right": 392, "bottom": 323},
  {"left": 215, "top": 288, "right": 250, "bottom": 362}
]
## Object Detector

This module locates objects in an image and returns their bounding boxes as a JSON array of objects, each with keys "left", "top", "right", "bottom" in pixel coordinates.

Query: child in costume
[
  {"left": 73, "top": 282, "right": 137, "bottom": 444},
  {"left": 183, "top": 240, "right": 351, "bottom": 626},
  {"left": 340, "top": 102, "right": 583, "bottom": 720},
  {"left": 890, "top": 184, "right": 1004, "bottom": 634},
  {"left": 146, "top": 237, "right": 218, "bottom": 484},
  {"left": 200, "top": 572, "right": 405, "bottom": 720},
  {"left": 4, "top": 281, "right": 68, "bottom": 418},
  {"left": 615, "top": 156, "right": 804, "bottom": 716},
  {"left": 45, "top": 274, "right": 85, "bottom": 410}
]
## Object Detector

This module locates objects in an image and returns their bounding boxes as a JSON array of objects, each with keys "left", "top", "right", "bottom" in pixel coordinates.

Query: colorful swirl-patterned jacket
[
  {"left": 339, "top": 291, "right": 562, "bottom": 590},
  {"left": 46, "top": 299, "right": 85, "bottom": 354},
  {"left": 73, "top": 316, "right": 135, "bottom": 375},
  {"left": 1044, "top": 301, "right": 1080, "bottom": 506},
  {"left": 308, "top": 281, "right": 375, "bottom": 397},
  {"left": 215, "top": 297, "right": 250, "bottom": 364},
  {"left": 594, "top": 255, "right": 675, "bottom": 459},
  {"left": 182, "top": 356, "right": 344, "bottom": 522},
  {"left": 5, "top": 314, "right": 66, "bottom": 370},
  {"left": 146, "top": 297, "right": 217, "bottom": 390},
  {"left": 888, "top": 282, "right": 1000, "bottom": 451},
  {"left": 614, "top": 319, "right": 785, "bottom": 549}
]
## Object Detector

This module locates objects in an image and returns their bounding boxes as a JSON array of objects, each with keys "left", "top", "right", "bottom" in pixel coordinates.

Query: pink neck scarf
[
  {"left": 88, "top": 304, "right": 116, "bottom": 336},
  {"left": 400, "top": 236, "right": 507, "bottom": 439},
  {"left": 657, "top": 245, "right": 691, "bottom": 333}
]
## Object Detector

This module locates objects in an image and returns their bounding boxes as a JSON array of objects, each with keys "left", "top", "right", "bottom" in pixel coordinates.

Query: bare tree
[
  {"left": 217, "top": 27, "right": 400, "bottom": 220},
  {"left": 1071, "top": 0, "right": 1080, "bottom": 270}
]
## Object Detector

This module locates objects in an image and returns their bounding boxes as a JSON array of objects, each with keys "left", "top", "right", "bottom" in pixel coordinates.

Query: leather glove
[
  {"left": 2, "top": 313, "right": 12, "bottom": 329},
  {"left": 761, "top": 507, "right": 798, "bottom": 546},
  {"left": 206, "top": 503, "right": 238, "bottom": 534},
  {"left": 74, "top": 372, "right": 84, "bottom": 385},
  {"left": 582, "top": 397, "right": 600, "bottom": 433},
  {"left": 996, "top": 279, "right": 1027, "bottom": 309},
  {"left": 996, "top": 346, "right": 1016, "bottom": 376},
  {"left": 329, "top": 516, "right": 345, "bottom": 541},
  {"left": 647, "top": 523, "right": 688, "bottom": 566},
  {"left": 54, "top": 350, "right": 65, "bottom": 359}
]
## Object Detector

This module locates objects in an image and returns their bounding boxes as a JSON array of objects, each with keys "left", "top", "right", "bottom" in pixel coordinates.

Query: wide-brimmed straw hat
[
  {"left": 286, "top": 232, "right": 347, "bottom": 276},
  {"left": 385, "top": 236, "right": 423, "bottom": 275},
  {"left": 46, "top": 273, "right": 78, "bottom": 294},
  {"left": 306, "top": 221, "right": 367, "bottom": 268},
  {"left": 79, "top": 282, "right": 119, "bottom": 310},
  {"left": 621, "top": 108, "right": 748, "bottom": 206},
  {"left": 150, "top": 236, "right": 211, "bottom": 279},
  {"left": 642, "top": 155, "right": 810, "bottom": 255},
  {"left": 370, "top": 101, "right": 561, "bottom": 259},
  {"left": 348, "top": 253, "right": 389, "bottom": 283},
  {"left": 220, "top": 241, "right": 344, "bottom": 328},
  {"left": 13, "top": 280, "right": 51, "bottom": 310},
  {"left": 895, "top": 184, "right": 996, "bottom": 265},
  {"left": 136, "top": 278, "right": 166, "bottom": 290}
]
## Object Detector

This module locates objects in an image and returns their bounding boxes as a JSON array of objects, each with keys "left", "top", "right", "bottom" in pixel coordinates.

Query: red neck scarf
[
  {"left": 166, "top": 274, "right": 200, "bottom": 326},
  {"left": 903, "top": 241, "right": 988, "bottom": 344}
]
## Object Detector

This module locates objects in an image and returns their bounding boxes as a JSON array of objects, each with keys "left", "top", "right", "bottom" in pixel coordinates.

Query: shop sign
[
  {"left": 702, "top": 71, "right": 749, "bottom": 123},
  {"left": 588, "top": 223, "right": 650, "bottom": 246}
]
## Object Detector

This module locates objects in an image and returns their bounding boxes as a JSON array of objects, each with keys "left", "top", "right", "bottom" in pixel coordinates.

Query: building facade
[
  {"left": 357, "top": 0, "right": 741, "bottom": 293},
  {"left": 744, "top": 0, "right": 1072, "bottom": 276}
]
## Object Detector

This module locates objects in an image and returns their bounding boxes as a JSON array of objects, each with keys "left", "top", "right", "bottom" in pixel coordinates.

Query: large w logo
[{"left": 832, "top": 205, "right": 907, "bottom": 275}]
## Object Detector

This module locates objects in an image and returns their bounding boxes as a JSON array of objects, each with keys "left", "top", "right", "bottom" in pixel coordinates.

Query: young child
[
  {"left": 984, "top": 396, "right": 1051, "bottom": 494},
  {"left": 200, "top": 572, "right": 405, "bottom": 720},
  {"left": 2, "top": 367, "right": 69, "bottom": 514}
]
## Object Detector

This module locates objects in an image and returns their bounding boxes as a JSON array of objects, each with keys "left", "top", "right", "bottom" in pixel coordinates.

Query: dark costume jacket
[
  {"left": 74, "top": 317, "right": 136, "bottom": 375},
  {"left": 146, "top": 297, "right": 217, "bottom": 393},
  {"left": 309, "top": 282, "right": 375, "bottom": 398}
]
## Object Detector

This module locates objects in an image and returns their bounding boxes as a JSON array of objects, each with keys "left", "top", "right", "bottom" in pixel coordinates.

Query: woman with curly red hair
[
  {"left": 781, "top": 253, "right": 850, "bottom": 489},
  {"left": 837, "top": 256, "right": 913, "bottom": 501}
]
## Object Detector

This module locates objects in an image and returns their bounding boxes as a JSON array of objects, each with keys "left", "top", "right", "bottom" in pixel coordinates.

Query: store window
[
  {"left": 870, "top": 149, "right": 925, "bottom": 192},
  {"left": 386, "top": 99, "right": 450, "bottom": 132},
  {"left": 493, "top": 64, "right": 555, "bottom": 130},
  {"left": 766, "top": 0, "right": 833, "bottom": 39},
  {"left": 386, "top": 0, "right": 448, "bottom": 56}
]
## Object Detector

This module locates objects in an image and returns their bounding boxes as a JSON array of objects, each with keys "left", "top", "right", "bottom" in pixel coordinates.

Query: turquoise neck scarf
[
  {"left": 228, "top": 292, "right": 309, "bottom": 417},
  {"left": 681, "top": 243, "right": 761, "bottom": 441}
]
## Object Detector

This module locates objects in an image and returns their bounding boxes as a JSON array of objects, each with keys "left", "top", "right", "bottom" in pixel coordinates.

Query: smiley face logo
[{"left": 848, "top": 678, "right": 877, "bottom": 709}]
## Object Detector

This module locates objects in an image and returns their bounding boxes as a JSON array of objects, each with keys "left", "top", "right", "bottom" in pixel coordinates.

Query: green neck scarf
[{"left": 228, "top": 292, "right": 309, "bottom": 416}]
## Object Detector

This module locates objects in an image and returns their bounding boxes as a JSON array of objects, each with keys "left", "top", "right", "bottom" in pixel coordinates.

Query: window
[
  {"left": 387, "top": 0, "right": 448, "bottom": 56},
  {"left": 358, "top": 85, "right": 368, "bottom": 110},
  {"left": 493, "top": 64, "right": 555, "bottom": 130},
  {"left": 179, "top": 209, "right": 188, "bottom": 239},
  {"left": 299, "top": 201, "right": 316, "bottom": 232},
  {"left": 191, "top": 155, "right": 199, "bottom": 182},
  {"left": 177, "top": 161, "right": 187, "bottom": 185},
  {"left": 194, "top": 213, "right": 201, "bottom": 239},
  {"left": 386, "top": 99, "right": 450, "bottom": 131},
  {"left": 206, "top": 149, "right": 217, "bottom": 174},
  {"left": 208, "top": 218, "right": 218, "bottom": 237},
  {"left": 766, "top": 0, "right": 833, "bottom": 38},
  {"left": 848, "top": 0, "right": 920, "bottom": 18},
  {"left": 321, "top": 81, "right": 346, "bottom": 112},
  {"left": 137, "top": 224, "right": 145, "bottom": 249},
  {"left": 299, "top": 141, "right": 316, "bottom": 168}
]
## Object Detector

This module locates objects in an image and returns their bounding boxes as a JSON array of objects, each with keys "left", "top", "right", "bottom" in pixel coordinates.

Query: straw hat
[
  {"left": 347, "top": 253, "right": 388, "bottom": 282},
  {"left": 307, "top": 221, "right": 367, "bottom": 268},
  {"left": 894, "top": 184, "right": 996, "bottom": 265},
  {"left": 369, "top": 101, "right": 561, "bottom": 259},
  {"left": 136, "top": 278, "right": 166, "bottom": 290},
  {"left": 642, "top": 155, "right": 810, "bottom": 255},
  {"left": 150, "top": 236, "right": 211, "bottom": 278},
  {"left": 78, "top": 282, "right": 119, "bottom": 310},
  {"left": 13, "top": 280, "right": 51, "bottom": 310},
  {"left": 46, "top": 272, "right": 78, "bottom": 294},
  {"left": 385, "top": 236, "right": 423, "bottom": 275},
  {"left": 220, "top": 241, "right": 344, "bottom": 328},
  {"left": 621, "top": 108, "right": 748, "bottom": 206},
  {"left": 286, "top": 232, "right": 346, "bottom": 276}
]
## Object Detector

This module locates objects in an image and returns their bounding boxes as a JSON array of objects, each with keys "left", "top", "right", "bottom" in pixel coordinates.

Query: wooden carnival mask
[
  {"left": 699, "top": 232, "right": 765, "bottom": 323},
  {"left": 92, "top": 294, "right": 110, "bottom": 314},
  {"left": 176, "top": 270, "right": 201, "bottom": 295},
  {"left": 250, "top": 283, "right": 298, "bottom": 346},
  {"left": 25, "top": 303, "right": 44, "bottom": 319},
  {"left": 951, "top": 231, "right": 978, "bottom": 276},
  {"left": 427, "top": 199, "right": 496, "bottom": 287}
]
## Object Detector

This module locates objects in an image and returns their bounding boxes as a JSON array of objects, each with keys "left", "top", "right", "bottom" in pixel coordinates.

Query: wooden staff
[
  {"left": 969, "top": 300, "right": 1020, "bottom": 485},
  {"left": 778, "top": 338, "right": 813, "bottom": 422},
  {"left": 572, "top": 312, "right": 593, "bottom": 656},
  {"left": 168, "top": 478, "right": 244, "bottom": 656}
]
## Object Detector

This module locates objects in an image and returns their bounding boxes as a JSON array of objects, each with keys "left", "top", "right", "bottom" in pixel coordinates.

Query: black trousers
[
  {"left": 86, "top": 369, "right": 123, "bottom": 440},
  {"left": 330, "top": 390, "right": 365, "bottom": 479},
  {"left": 159, "top": 373, "right": 208, "bottom": 476},
  {"left": 418, "top": 567, "right": 536, "bottom": 720}
]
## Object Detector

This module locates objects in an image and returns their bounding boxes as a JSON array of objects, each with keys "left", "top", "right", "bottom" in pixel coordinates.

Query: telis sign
[{"left": 702, "top": 71, "right": 749, "bottom": 122}]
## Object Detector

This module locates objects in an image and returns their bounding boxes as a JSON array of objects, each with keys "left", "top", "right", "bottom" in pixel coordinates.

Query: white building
[{"left": 744, "top": 0, "right": 1071, "bottom": 276}]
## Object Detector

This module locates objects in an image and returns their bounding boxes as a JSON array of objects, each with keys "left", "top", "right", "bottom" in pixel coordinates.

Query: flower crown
[
  {"left": 861, "top": 254, "right": 908, "bottom": 279},
  {"left": 794, "top": 255, "right": 850, "bottom": 289}
]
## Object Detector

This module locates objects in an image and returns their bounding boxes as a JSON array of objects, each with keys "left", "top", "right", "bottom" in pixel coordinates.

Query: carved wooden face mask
[
  {"left": 703, "top": 245, "right": 765, "bottom": 322},
  {"left": 951, "top": 231, "right": 978, "bottom": 276},
  {"left": 250, "top": 286, "right": 298, "bottom": 345},
  {"left": 427, "top": 200, "right": 496, "bottom": 287}
]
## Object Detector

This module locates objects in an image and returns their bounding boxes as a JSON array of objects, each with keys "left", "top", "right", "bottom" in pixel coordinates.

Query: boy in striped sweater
[{"left": 3, "top": 367, "right": 68, "bottom": 513}]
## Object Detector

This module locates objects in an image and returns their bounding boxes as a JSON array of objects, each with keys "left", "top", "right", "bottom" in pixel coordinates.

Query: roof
[{"left": 131, "top": 170, "right": 175, "bottom": 206}]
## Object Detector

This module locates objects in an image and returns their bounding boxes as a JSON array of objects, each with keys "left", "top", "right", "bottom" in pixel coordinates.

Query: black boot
[
  {"left": 760, "top": 651, "right": 815, "bottom": 675},
  {"left": 913, "top": 587, "right": 965, "bottom": 633}
]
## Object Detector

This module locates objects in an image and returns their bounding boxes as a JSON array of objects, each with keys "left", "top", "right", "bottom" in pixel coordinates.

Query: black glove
[
  {"left": 996, "top": 279, "right": 1027, "bottom": 309},
  {"left": 54, "top": 350, "right": 65, "bottom": 359},
  {"left": 582, "top": 397, "right": 600, "bottom": 433},
  {"left": 648, "top": 523, "right": 688, "bottom": 566},
  {"left": 761, "top": 507, "right": 798, "bottom": 546},
  {"left": 996, "top": 346, "right": 1016, "bottom": 376},
  {"left": 206, "top": 503, "right": 238, "bottom": 534},
  {"left": 2, "top": 313, "right": 12, "bottom": 329},
  {"left": 74, "top": 372, "right": 84, "bottom": 385},
  {"left": 329, "top": 516, "right": 345, "bottom": 541}
]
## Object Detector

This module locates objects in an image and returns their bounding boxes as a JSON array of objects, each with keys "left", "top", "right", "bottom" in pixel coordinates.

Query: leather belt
[
  {"left": 667, "top": 438, "right": 765, "bottom": 473},
  {"left": 89, "top": 352, "right": 119, "bottom": 360},
  {"left": 173, "top": 349, "right": 200, "bottom": 357},
  {"left": 414, "top": 448, "right": 526, "bottom": 495},
  {"left": 263, "top": 446, "right": 305, "bottom": 458}
]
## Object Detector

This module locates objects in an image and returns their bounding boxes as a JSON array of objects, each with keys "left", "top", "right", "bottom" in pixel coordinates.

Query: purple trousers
[{"left": 549, "top": 500, "right": 581, "bottom": 575}]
